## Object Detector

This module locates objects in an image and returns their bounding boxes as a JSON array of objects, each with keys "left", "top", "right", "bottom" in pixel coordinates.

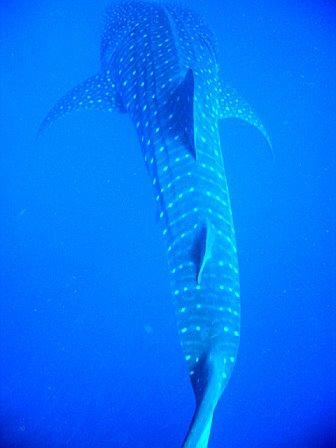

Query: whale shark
[{"left": 40, "top": 2, "right": 270, "bottom": 446}]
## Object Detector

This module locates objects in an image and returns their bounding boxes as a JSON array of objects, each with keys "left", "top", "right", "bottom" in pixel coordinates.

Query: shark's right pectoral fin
[
  {"left": 38, "top": 71, "right": 125, "bottom": 135},
  {"left": 219, "top": 85, "right": 273, "bottom": 156}
]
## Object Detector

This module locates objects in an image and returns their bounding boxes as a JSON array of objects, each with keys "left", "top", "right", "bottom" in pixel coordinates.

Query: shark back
[{"left": 101, "top": 6, "right": 240, "bottom": 445}]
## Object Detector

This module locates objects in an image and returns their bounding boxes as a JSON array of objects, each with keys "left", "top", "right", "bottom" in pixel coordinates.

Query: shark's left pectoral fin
[
  {"left": 38, "top": 71, "right": 125, "bottom": 135},
  {"left": 164, "top": 68, "right": 196, "bottom": 159},
  {"left": 219, "top": 86, "right": 272, "bottom": 155}
]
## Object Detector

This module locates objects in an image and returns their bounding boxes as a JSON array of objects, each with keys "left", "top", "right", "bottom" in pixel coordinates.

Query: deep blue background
[{"left": 1, "top": 0, "right": 335, "bottom": 447}]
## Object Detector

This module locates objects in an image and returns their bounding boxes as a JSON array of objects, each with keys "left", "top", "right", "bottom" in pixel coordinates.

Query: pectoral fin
[
  {"left": 219, "top": 86, "right": 272, "bottom": 155},
  {"left": 38, "top": 71, "right": 125, "bottom": 135}
]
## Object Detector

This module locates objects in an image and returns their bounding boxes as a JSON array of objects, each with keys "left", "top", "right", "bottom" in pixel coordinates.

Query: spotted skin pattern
[{"left": 41, "top": 2, "right": 270, "bottom": 447}]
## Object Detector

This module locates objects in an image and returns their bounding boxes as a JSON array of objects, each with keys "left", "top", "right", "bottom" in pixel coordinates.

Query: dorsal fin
[
  {"left": 38, "top": 71, "right": 125, "bottom": 136},
  {"left": 192, "top": 221, "right": 216, "bottom": 285},
  {"left": 165, "top": 68, "right": 196, "bottom": 159}
]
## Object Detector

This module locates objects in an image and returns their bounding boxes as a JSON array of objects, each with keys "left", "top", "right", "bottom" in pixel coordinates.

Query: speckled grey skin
[{"left": 40, "top": 2, "right": 270, "bottom": 446}]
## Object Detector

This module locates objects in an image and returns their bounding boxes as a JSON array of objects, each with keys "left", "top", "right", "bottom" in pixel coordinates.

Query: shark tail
[
  {"left": 182, "top": 350, "right": 226, "bottom": 448},
  {"left": 182, "top": 396, "right": 215, "bottom": 448}
]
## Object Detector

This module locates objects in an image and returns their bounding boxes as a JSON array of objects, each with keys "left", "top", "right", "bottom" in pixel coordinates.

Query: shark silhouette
[{"left": 40, "top": 2, "right": 270, "bottom": 447}]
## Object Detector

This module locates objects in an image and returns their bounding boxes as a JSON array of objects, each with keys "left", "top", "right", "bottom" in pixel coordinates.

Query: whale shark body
[{"left": 41, "top": 2, "right": 270, "bottom": 446}]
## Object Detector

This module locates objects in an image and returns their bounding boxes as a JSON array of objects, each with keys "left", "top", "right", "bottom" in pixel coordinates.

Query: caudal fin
[
  {"left": 182, "top": 403, "right": 214, "bottom": 448},
  {"left": 182, "top": 351, "right": 226, "bottom": 448}
]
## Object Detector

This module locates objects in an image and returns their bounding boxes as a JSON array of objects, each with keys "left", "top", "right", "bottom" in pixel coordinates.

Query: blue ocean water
[{"left": 0, "top": 0, "right": 335, "bottom": 447}]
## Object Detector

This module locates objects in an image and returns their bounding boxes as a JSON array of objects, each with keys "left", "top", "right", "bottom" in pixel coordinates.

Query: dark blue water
[{"left": 1, "top": 1, "right": 335, "bottom": 447}]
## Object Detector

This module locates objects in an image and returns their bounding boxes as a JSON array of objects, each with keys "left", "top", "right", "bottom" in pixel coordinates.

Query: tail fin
[
  {"left": 182, "top": 394, "right": 215, "bottom": 448},
  {"left": 182, "top": 351, "right": 226, "bottom": 448}
]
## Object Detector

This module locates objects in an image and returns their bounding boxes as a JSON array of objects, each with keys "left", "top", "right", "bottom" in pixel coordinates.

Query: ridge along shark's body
[{"left": 40, "top": 2, "right": 270, "bottom": 447}]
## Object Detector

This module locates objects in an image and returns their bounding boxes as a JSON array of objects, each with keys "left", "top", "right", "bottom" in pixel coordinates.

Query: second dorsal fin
[
  {"left": 165, "top": 68, "right": 196, "bottom": 159},
  {"left": 193, "top": 221, "right": 216, "bottom": 285}
]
